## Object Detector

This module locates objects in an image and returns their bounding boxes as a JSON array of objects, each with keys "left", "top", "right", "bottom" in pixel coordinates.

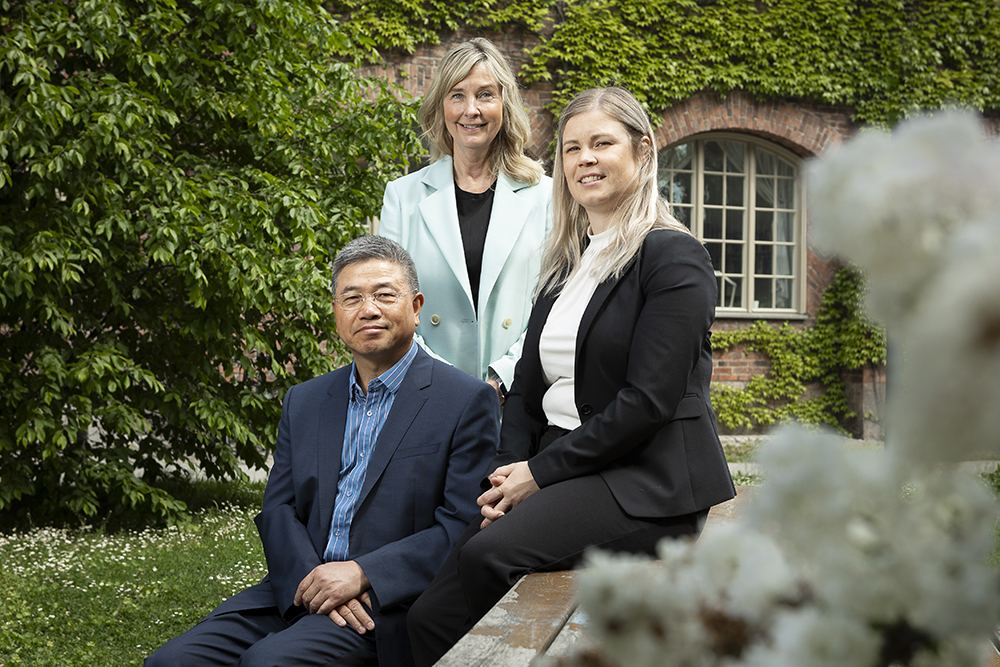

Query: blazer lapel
[
  {"left": 576, "top": 253, "right": 638, "bottom": 362},
  {"left": 355, "top": 350, "right": 432, "bottom": 507},
  {"left": 417, "top": 158, "right": 474, "bottom": 306},
  {"left": 479, "top": 173, "right": 531, "bottom": 318},
  {"left": 316, "top": 371, "right": 349, "bottom": 549}
]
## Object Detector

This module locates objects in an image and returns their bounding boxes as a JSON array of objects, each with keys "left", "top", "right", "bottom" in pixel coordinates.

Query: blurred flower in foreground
[
  {"left": 807, "top": 109, "right": 1000, "bottom": 462},
  {"left": 565, "top": 430, "right": 1000, "bottom": 667},
  {"left": 889, "top": 225, "right": 1000, "bottom": 461},
  {"left": 807, "top": 111, "right": 1000, "bottom": 330}
]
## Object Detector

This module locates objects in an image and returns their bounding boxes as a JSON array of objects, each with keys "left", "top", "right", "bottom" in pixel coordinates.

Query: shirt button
[
  {"left": 367, "top": 411, "right": 372, "bottom": 416},
  {"left": 430, "top": 314, "right": 441, "bottom": 325},
  {"left": 502, "top": 317, "right": 513, "bottom": 329}
]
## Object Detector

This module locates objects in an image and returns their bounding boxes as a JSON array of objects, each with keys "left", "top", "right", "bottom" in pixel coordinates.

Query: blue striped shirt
[{"left": 324, "top": 342, "right": 418, "bottom": 562}]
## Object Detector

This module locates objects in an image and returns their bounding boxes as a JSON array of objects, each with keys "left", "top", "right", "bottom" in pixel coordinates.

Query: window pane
[
  {"left": 672, "top": 204, "right": 691, "bottom": 228},
  {"left": 726, "top": 210, "right": 744, "bottom": 240},
  {"left": 756, "top": 210, "right": 773, "bottom": 241},
  {"left": 674, "top": 172, "right": 691, "bottom": 204},
  {"left": 706, "top": 242, "right": 722, "bottom": 271},
  {"left": 756, "top": 148, "right": 775, "bottom": 175},
  {"left": 776, "top": 278, "right": 793, "bottom": 308},
  {"left": 671, "top": 143, "right": 693, "bottom": 170},
  {"left": 756, "top": 177, "right": 774, "bottom": 208},
  {"left": 716, "top": 276, "right": 724, "bottom": 307},
  {"left": 725, "top": 243, "right": 743, "bottom": 273},
  {"left": 726, "top": 176, "right": 744, "bottom": 205},
  {"left": 755, "top": 278, "right": 773, "bottom": 309},
  {"left": 705, "top": 141, "right": 724, "bottom": 171},
  {"left": 776, "top": 245, "right": 794, "bottom": 275},
  {"left": 776, "top": 211, "right": 794, "bottom": 241},
  {"left": 676, "top": 136, "right": 801, "bottom": 314},
  {"left": 724, "top": 276, "right": 743, "bottom": 308},
  {"left": 704, "top": 208, "right": 723, "bottom": 238},
  {"left": 776, "top": 178, "right": 795, "bottom": 209},
  {"left": 725, "top": 142, "right": 745, "bottom": 173},
  {"left": 755, "top": 244, "right": 773, "bottom": 274},
  {"left": 704, "top": 174, "right": 723, "bottom": 205}
]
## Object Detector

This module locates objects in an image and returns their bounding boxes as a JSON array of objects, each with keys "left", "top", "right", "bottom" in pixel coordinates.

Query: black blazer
[{"left": 495, "top": 228, "right": 735, "bottom": 519}]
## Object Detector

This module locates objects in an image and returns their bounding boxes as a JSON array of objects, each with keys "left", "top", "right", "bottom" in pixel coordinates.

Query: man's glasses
[{"left": 334, "top": 290, "right": 414, "bottom": 310}]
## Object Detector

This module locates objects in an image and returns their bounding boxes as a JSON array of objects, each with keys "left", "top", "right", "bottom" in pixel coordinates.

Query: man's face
[{"left": 333, "top": 259, "right": 423, "bottom": 369}]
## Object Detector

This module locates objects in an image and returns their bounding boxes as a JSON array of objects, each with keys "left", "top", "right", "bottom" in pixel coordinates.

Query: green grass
[
  {"left": 1, "top": 466, "right": 997, "bottom": 666},
  {"left": 721, "top": 442, "right": 761, "bottom": 465},
  {"left": 0, "top": 480, "right": 267, "bottom": 666}
]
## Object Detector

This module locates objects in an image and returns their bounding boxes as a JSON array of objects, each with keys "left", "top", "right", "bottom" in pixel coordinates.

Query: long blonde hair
[
  {"left": 538, "top": 87, "right": 693, "bottom": 295},
  {"left": 419, "top": 38, "right": 543, "bottom": 185}
]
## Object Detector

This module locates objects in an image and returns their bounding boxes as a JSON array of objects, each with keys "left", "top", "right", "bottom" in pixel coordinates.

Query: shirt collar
[{"left": 348, "top": 341, "right": 419, "bottom": 399}]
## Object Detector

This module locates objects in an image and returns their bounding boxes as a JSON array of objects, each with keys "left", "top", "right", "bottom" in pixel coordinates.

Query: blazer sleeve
[
  {"left": 527, "top": 232, "right": 717, "bottom": 487},
  {"left": 486, "top": 188, "right": 553, "bottom": 389},
  {"left": 378, "top": 179, "right": 406, "bottom": 246},
  {"left": 253, "top": 386, "right": 325, "bottom": 618},
  {"left": 378, "top": 178, "right": 451, "bottom": 366},
  {"left": 354, "top": 380, "right": 499, "bottom": 608}
]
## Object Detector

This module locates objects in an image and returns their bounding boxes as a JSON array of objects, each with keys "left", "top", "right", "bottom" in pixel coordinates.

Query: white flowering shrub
[{"left": 562, "top": 112, "right": 1000, "bottom": 667}]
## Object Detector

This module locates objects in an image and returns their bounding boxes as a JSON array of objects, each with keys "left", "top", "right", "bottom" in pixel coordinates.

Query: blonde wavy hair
[
  {"left": 538, "top": 87, "right": 693, "bottom": 295},
  {"left": 419, "top": 38, "right": 543, "bottom": 186}
]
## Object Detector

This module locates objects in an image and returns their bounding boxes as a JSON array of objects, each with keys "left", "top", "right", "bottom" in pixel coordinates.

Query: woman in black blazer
[{"left": 407, "top": 87, "right": 735, "bottom": 666}]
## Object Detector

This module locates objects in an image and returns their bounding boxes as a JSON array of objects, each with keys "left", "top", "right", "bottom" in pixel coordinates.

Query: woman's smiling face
[
  {"left": 561, "top": 109, "right": 645, "bottom": 232},
  {"left": 443, "top": 62, "right": 503, "bottom": 160}
]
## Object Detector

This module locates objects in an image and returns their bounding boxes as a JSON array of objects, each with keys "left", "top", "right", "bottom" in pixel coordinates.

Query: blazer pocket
[
  {"left": 394, "top": 442, "right": 442, "bottom": 459},
  {"left": 672, "top": 395, "right": 705, "bottom": 420}
]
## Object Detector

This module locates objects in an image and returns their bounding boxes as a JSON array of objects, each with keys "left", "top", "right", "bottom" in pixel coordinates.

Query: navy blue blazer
[
  {"left": 212, "top": 347, "right": 499, "bottom": 667},
  {"left": 496, "top": 229, "right": 735, "bottom": 518}
]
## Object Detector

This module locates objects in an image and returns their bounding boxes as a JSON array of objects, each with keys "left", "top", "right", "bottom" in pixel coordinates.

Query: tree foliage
[{"left": 0, "top": 0, "right": 422, "bottom": 521}]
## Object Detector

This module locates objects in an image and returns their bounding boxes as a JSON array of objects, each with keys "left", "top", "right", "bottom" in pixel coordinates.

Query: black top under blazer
[{"left": 494, "top": 228, "right": 736, "bottom": 519}]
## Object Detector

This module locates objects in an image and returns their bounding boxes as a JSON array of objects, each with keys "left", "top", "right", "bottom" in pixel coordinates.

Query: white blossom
[
  {"left": 739, "top": 609, "right": 881, "bottom": 667},
  {"left": 889, "top": 223, "right": 1000, "bottom": 461},
  {"left": 807, "top": 110, "right": 1000, "bottom": 328}
]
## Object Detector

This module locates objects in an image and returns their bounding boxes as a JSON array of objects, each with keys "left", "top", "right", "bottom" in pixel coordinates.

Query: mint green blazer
[{"left": 378, "top": 157, "right": 552, "bottom": 386}]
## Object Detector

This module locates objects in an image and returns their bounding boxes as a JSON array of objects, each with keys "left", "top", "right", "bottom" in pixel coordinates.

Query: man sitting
[{"left": 146, "top": 235, "right": 500, "bottom": 667}]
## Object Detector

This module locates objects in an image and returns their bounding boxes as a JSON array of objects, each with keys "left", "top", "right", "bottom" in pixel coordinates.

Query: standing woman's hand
[
  {"left": 485, "top": 378, "right": 505, "bottom": 405},
  {"left": 477, "top": 461, "right": 539, "bottom": 528}
]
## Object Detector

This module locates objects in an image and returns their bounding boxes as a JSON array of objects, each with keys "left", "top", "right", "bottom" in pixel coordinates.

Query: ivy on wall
[
  {"left": 711, "top": 267, "right": 887, "bottom": 433},
  {"left": 324, "top": 0, "right": 556, "bottom": 53},
  {"left": 327, "top": 0, "right": 1000, "bottom": 127}
]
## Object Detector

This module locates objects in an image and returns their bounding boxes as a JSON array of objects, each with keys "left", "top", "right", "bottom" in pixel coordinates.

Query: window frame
[{"left": 658, "top": 132, "right": 808, "bottom": 317}]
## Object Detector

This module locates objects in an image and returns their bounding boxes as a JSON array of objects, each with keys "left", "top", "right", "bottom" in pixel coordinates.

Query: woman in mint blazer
[{"left": 378, "top": 38, "right": 551, "bottom": 400}]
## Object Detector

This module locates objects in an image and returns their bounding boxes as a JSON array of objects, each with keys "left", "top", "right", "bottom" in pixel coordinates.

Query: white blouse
[{"left": 538, "top": 228, "right": 615, "bottom": 430}]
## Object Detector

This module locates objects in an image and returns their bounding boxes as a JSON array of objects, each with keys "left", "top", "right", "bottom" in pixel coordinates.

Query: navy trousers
[{"left": 145, "top": 605, "right": 378, "bottom": 667}]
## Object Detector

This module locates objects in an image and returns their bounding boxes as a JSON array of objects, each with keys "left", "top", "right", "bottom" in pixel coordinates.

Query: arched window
[{"left": 658, "top": 135, "right": 805, "bottom": 315}]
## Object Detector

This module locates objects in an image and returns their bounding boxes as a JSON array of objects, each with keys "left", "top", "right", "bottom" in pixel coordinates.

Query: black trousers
[{"left": 406, "top": 471, "right": 708, "bottom": 667}]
